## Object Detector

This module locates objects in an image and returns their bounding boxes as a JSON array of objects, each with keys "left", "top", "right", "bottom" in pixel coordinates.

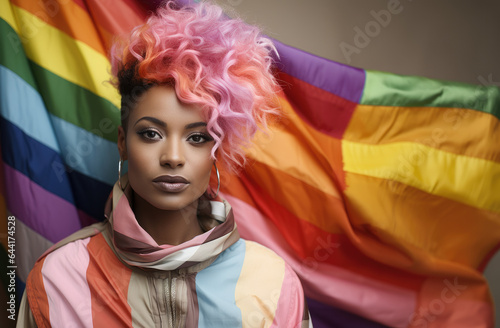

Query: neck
[{"left": 131, "top": 191, "right": 204, "bottom": 246}]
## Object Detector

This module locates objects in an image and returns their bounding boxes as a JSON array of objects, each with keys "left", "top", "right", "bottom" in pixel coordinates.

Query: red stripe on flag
[{"left": 278, "top": 71, "right": 357, "bottom": 139}]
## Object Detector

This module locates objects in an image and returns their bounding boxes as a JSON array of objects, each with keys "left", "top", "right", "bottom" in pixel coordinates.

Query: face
[{"left": 117, "top": 85, "right": 214, "bottom": 211}]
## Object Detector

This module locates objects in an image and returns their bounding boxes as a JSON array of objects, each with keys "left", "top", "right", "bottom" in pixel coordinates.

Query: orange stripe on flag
[
  {"left": 345, "top": 104, "right": 500, "bottom": 162},
  {"left": 235, "top": 160, "right": 346, "bottom": 234},
  {"left": 248, "top": 94, "right": 346, "bottom": 195},
  {"left": 344, "top": 172, "right": 500, "bottom": 274},
  {"left": 84, "top": 0, "right": 149, "bottom": 50},
  {"left": 11, "top": 0, "right": 106, "bottom": 54}
]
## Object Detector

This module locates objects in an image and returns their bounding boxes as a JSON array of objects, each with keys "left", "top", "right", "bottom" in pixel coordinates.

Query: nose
[{"left": 160, "top": 136, "right": 185, "bottom": 168}]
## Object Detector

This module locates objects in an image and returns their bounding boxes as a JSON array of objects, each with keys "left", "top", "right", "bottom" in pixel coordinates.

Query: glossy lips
[{"left": 152, "top": 175, "right": 189, "bottom": 193}]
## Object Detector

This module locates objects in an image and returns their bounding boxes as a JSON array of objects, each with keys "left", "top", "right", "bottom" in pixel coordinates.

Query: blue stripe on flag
[
  {"left": 0, "top": 118, "right": 112, "bottom": 219},
  {"left": 0, "top": 65, "right": 60, "bottom": 152},
  {"left": 1, "top": 117, "right": 75, "bottom": 204},
  {"left": 0, "top": 64, "right": 119, "bottom": 186},
  {"left": 66, "top": 169, "right": 112, "bottom": 221},
  {"left": 51, "top": 115, "right": 119, "bottom": 186}
]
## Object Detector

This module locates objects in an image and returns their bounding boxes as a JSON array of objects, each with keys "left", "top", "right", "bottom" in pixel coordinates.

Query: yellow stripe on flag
[
  {"left": 0, "top": 0, "right": 17, "bottom": 30},
  {"left": 11, "top": 0, "right": 106, "bottom": 55},
  {"left": 342, "top": 140, "right": 500, "bottom": 212},
  {"left": 1, "top": 4, "right": 120, "bottom": 108}
]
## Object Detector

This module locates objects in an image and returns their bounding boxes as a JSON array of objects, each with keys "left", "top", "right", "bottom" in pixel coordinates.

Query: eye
[
  {"left": 138, "top": 129, "right": 162, "bottom": 141},
  {"left": 188, "top": 133, "right": 212, "bottom": 144}
]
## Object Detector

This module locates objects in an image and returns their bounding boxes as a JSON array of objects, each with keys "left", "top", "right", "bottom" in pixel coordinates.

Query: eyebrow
[
  {"left": 134, "top": 116, "right": 166, "bottom": 127},
  {"left": 185, "top": 122, "right": 207, "bottom": 129},
  {"left": 134, "top": 117, "right": 207, "bottom": 129}
]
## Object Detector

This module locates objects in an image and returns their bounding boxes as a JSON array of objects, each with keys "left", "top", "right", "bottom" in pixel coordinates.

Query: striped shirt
[{"left": 17, "top": 174, "right": 311, "bottom": 327}]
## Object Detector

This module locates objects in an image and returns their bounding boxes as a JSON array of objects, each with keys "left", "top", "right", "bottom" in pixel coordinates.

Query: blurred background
[{"left": 212, "top": 0, "right": 500, "bottom": 323}]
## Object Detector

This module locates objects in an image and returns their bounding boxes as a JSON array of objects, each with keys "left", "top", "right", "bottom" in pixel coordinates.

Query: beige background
[
  {"left": 212, "top": 0, "right": 500, "bottom": 324},
  {"left": 214, "top": 0, "right": 500, "bottom": 85}
]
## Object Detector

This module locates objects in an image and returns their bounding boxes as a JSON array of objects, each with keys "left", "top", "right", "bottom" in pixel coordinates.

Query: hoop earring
[
  {"left": 214, "top": 162, "right": 220, "bottom": 198},
  {"left": 118, "top": 159, "right": 124, "bottom": 190},
  {"left": 208, "top": 162, "right": 220, "bottom": 199}
]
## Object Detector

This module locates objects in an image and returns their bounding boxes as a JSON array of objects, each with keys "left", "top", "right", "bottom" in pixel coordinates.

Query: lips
[
  {"left": 153, "top": 175, "right": 189, "bottom": 193},
  {"left": 153, "top": 175, "right": 189, "bottom": 184}
]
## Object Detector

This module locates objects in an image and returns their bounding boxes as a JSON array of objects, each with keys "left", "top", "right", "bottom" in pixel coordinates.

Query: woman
[{"left": 17, "top": 2, "right": 311, "bottom": 327}]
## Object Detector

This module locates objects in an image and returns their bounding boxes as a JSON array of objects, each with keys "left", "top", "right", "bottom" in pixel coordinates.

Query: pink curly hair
[{"left": 110, "top": 1, "right": 280, "bottom": 172}]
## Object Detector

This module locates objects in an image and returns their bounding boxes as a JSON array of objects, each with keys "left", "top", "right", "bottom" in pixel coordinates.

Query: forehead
[{"left": 130, "top": 85, "right": 205, "bottom": 125}]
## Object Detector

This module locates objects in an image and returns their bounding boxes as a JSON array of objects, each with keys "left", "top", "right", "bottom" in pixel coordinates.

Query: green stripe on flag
[
  {"left": 0, "top": 18, "right": 36, "bottom": 88},
  {"left": 361, "top": 70, "right": 500, "bottom": 120},
  {"left": 0, "top": 18, "right": 120, "bottom": 143},
  {"left": 31, "top": 62, "right": 120, "bottom": 143}
]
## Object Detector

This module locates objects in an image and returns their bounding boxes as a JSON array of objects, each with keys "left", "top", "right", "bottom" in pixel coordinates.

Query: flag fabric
[{"left": 1, "top": 0, "right": 499, "bottom": 327}]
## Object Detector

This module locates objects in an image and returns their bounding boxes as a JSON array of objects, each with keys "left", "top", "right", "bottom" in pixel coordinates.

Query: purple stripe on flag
[
  {"left": 307, "top": 297, "right": 391, "bottom": 328},
  {"left": 4, "top": 164, "right": 83, "bottom": 243},
  {"left": 273, "top": 40, "right": 366, "bottom": 104}
]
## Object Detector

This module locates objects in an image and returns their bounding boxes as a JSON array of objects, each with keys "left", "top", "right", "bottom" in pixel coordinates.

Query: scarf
[{"left": 103, "top": 173, "right": 240, "bottom": 271}]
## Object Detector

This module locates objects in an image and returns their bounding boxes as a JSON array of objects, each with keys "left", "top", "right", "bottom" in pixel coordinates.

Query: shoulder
[
  {"left": 25, "top": 234, "right": 97, "bottom": 327},
  {"left": 216, "top": 239, "right": 289, "bottom": 275},
  {"left": 26, "top": 222, "right": 110, "bottom": 301},
  {"left": 27, "top": 234, "right": 97, "bottom": 296},
  {"left": 240, "top": 239, "right": 287, "bottom": 269},
  {"left": 242, "top": 240, "right": 306, "bottom": 302},
  {"left": 239, "top": 239, "right": 298, "bottom": 277},
  {"left": 28, "top": 222, "right": 108, "bottom": 282},
  {"left": 212, "top": 238, "right": 302, "bottom": 291},
  {"left": 231, "top": 240, "right": 310, "bottom": 327},
  {"left": 25, "top": 226, "right": 120, "bottom": 327}
]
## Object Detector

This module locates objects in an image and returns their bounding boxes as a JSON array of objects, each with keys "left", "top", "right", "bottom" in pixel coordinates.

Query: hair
[{"left": 110, "top": 1, "right": 280, "bottom": 172}]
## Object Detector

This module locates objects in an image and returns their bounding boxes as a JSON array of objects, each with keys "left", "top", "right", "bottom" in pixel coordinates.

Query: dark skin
[
  {"left": 131, "top": 194, "right": 204, "bottom": 246},
  {"left": 117, "top": 86, "right": 215, "bottom": 245}
]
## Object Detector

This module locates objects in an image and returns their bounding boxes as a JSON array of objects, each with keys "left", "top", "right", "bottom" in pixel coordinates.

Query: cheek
[
  {"left": 202, "top": 163, "right": 212, "bottom": 186},
  {"left": 201, "top": 157, "right": 215, "bottom": 188},
  {"left": 192, "top": 151, "right": 213, "bottom": 186},
  {"left": 126, "top": 142, "right": 154, "bottom": 176}
]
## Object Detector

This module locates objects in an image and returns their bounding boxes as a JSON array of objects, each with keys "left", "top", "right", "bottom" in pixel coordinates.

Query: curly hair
[{"left": 110, "top": 1, "right": 280, "bottom": 172}]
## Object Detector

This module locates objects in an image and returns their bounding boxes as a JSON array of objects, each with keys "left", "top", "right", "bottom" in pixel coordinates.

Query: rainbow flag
[{"left": 1, "top": 0, "right": 499, "bottom": 327}]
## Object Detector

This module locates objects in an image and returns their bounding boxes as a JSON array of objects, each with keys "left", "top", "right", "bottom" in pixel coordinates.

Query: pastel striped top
[{"left": 17, "top": 174, "right": 312, "bottom": 327}]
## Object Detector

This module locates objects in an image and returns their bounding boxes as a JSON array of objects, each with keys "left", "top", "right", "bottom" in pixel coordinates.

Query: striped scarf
[{"left": 103, "top": 173, "right": 241, "bottom": 271}]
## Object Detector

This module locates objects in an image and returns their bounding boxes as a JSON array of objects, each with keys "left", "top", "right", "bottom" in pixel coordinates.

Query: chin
[
  {"left": 154, "top": 201, "right": 195, "bottom": 212},
  {"left": 147, "top": 192, "right": 200, "bottom": 211}
]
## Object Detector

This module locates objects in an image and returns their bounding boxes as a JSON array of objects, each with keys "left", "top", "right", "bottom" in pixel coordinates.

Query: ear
[{"left": 117, "top": 125, "right": 128, "bottom": 160}]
